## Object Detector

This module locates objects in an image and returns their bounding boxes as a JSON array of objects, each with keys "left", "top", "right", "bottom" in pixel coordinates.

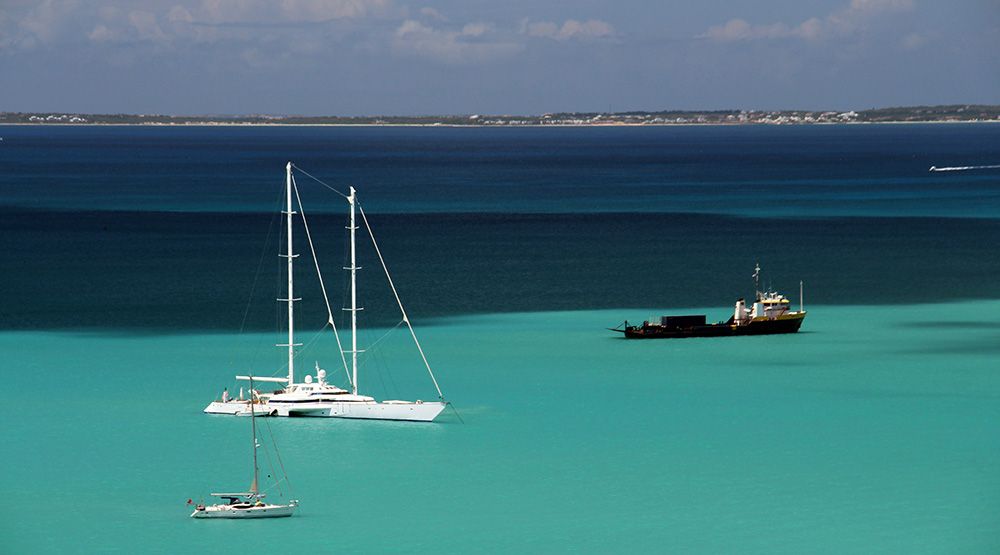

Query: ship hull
[
  {"left": 622, "top": 313, "right": 805, "bottom": 339},
  {"left": 268, "top": 400, "right": 447, "bottom": 421},
  {"left": 205, "top": 400, "right": 446, "bottom": 421}
]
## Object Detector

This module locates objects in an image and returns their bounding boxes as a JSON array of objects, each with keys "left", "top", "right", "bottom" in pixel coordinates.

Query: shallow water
[{"left": 3, "top": 303, "right": 999, "bottom": 553}]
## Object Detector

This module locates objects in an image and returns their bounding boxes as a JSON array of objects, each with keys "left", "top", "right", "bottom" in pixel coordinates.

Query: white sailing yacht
[
  {"left": 192, "top": 380, "right": 298, "bottom": 518},
  {"left": 204, "top": 163, "right": 448, "bottom": 422}
]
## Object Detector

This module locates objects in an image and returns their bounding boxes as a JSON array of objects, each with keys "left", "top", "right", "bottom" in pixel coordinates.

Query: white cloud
[
  {"left": 1, "top": 0, "right": 543, "bottom": 70},
  {"left": 88, "top": 23, "right": 115, "bottom": 42},
  {"left": 0, "top": 0, "right": 401, "bottom": 52},
  {"left": 702, "top": 18, "right": 823, "bottom": 41},
  {"left": 461, "top": 22, "right": 489, "bottom": 37},
  {"left": 419, "top": 7, "right": 447, "bottom": 22},
  {"left": 167, "top": 6, "right": 194, "bottom": 24},
  {"left": 278, "top": 0, "right": 391, "bottom": 21},
  {"left": 10, "top": 0, "right": 81, "bottom": 50},
  {"left": 190, "top": 0, "right": 394, "bottom": 24},
  {"left": 701, "top": 0, "right": 914, "bottom": 42},
  {"left": 128, "top": 11, "right": 168, "bottom": 42},
  {"left": 522, "top": 18, "right": 615, "bottom": 41},
  {"left": 393, "top": 19, "right": 522, "bottom": 64}
]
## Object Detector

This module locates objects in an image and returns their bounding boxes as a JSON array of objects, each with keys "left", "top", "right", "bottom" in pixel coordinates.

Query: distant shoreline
[
  {"left": 3, "top": 104, "right": 998, "bottom": 127},
  {"left": 2, "top": 120, "right": 999, "bottom": 128}
]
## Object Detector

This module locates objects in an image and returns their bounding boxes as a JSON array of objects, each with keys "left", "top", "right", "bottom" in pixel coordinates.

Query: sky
[{"left": 0, "top": 0, "right": 998, "bottom": 115}]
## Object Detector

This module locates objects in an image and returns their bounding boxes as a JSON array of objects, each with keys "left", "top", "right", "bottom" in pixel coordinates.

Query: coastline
[
  {"left": 2, "top": 120, "right": 999, "bottom": 128},
  {"left": 4, "top": 104, "right": 998, "bottom": 128}
]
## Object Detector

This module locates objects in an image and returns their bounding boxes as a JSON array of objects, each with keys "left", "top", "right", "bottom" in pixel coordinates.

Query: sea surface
[{"left": 1, "top": 124, "right": 999, "bottom": 553}]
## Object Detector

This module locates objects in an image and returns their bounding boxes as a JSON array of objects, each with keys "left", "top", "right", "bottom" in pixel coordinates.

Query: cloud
[
  {"left": 701, "top": 0, "right": 913, "bottom": 42},
  {"left": 87, "top": 24, "right": 114, "bottom": 42},
  {"left": 701, "top": 18, "right": 821, "bottom": 41},
  {"left": 1, "top": 0, "right": 397, "bottom": 50},
  {"left": 167, "top": 6, "right": 195, "bottom": 24},
  {"left": 5, "top": 0, "right": 82, "bottom": 50},
  {"left": 461, "top": 22, "right": 489, "bottom": 37},
  {"left": 2, "top": 1, "right": 610, "bottom": 70},
  {"left": 392, "top": 19, "right": 523, "bottom": 64},
  {"left": 128, "top": 11, "right": 168, "bottom": 42},
  {"left": 83, "top": 8, "right": 174, "bottom": 45},
  {"left": 191, "top": 0, "right": 394, "bottom": 24},
  {"left": 522, "top": 18, "right": 615, "bottom": 41},
  {"left": 418, "top": 7, "right": 447, "bottom": 22}
]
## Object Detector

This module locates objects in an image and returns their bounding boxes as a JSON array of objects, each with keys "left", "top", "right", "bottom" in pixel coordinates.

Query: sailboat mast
[
  {"left": 250, "top": 377, "right": 259, "bottom": 496},
  {"left": 349, "top": 186, "right": 358, "bottom": 395},
  {"left": 285, "top": 162, "right": 295, "bottom": 385}
]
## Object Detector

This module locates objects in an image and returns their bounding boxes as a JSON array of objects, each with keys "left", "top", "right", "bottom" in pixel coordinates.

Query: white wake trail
[{"left": 928, "top": 164, "right": 1000, "bottom": 172}]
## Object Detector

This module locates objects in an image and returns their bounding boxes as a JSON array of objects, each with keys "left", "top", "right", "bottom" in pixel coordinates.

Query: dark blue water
[
  {"left": 1, "top": 124, "right": 998, "bottom": 331},
  {"left": 2, "top": 124, "right": 999, "bottom": 216}
]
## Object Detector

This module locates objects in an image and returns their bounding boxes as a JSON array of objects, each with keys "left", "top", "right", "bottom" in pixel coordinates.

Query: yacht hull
[
  {"left": 203, "top": 401, "right": 275, "bottom": 416},
  {"left": 271, "top": 401, "right": 447, "bottom": 421}
]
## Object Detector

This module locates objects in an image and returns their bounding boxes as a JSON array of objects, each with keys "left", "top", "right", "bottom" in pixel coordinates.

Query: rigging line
[
  {"left": 449, "top": 403, "right": 465, "bottom": 424},
  {"left": 267, "top": 325, "right": 325, "bottom": 381},
  {"left": 365, "top": 320, "right": 404, "bottom": 352},
  {"left": 297, "top": 326, "right": 342, "bottom": 382},
  {"left": 254, "top": 416, "right": 282, "bottom": 496},
  {"left": 260, "top": 414, "right": 293, "bottom": 495},
  {"left": 259, "top": 478, "right": 286, "bottom": 496},
  {"left": 291, "top": 164, "right": 350, "bottom": 200},
  {"left": 240, "top": 183, "right": 285, "bottom": 335},
  {"left": 260, "top": 477, "right": 292, "bottom": 499},
  {"left": 369, "top": 346, "right": 390, "bottom": 402},
  {"left": 291, "top": 173, "right": 353, "bottom": 386},
  {"left": 365, "top": 321, "right": 405, "bottom": 400},
  {"left": 362, "top": 322, "right": 400, "bottom": 400},
  {"left": 358, "top": 203, "right": 446, "bottom": 400},
  {"left": 234, "top": 183, "right": 285, "bottom": 376}
]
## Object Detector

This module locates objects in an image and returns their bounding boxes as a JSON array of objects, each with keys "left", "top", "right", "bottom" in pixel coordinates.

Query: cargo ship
[{"left": 611, "top": 265, "right": 807, "bottom": 339}]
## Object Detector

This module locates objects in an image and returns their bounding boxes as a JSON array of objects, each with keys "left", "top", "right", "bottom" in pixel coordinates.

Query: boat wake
[{"left": 928, "top": 164, "right": 1000, "bottom": 172}]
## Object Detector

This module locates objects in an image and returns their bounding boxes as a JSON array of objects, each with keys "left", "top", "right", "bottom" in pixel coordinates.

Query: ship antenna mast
[{"left": 753, "top": 262, "right": 761, "bottom": 300}]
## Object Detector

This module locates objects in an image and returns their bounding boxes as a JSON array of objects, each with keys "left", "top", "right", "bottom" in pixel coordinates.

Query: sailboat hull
[
  {"left": 191, "top": 504, "right": 296, "bottom": 519},
  {"left": 271, "top": 401, "right": 447, "bottom": 421}
]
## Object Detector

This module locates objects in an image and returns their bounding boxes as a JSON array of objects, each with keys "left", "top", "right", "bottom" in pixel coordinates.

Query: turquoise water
[{"left": 4, "top": 302, "right": 999, "bottom": 553}]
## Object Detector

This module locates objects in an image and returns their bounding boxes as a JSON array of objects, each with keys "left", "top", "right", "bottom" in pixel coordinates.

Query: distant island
[{"left": 2, "top": 105, "right": 998, "bottom": 126}]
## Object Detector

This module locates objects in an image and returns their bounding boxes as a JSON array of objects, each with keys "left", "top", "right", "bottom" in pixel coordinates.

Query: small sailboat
[
  {"left": 191, "top": 379, "right": 298, "bottom": 519},
  {"left": 205, "top": 162, "right": 448, "bottom": 421}
]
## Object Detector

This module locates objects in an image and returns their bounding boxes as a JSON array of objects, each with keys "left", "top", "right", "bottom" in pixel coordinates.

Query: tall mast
[
  {"left": 279, "top": 162, "right": 299, "bottom": 385},
  {"left": 348, "top": 186, "right": 359, "bottom": 395}
]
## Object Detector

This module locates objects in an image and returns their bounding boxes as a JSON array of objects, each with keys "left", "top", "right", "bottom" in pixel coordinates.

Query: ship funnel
[{"left": 734, "top": 298, "right": 747, "bottom": 324}]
